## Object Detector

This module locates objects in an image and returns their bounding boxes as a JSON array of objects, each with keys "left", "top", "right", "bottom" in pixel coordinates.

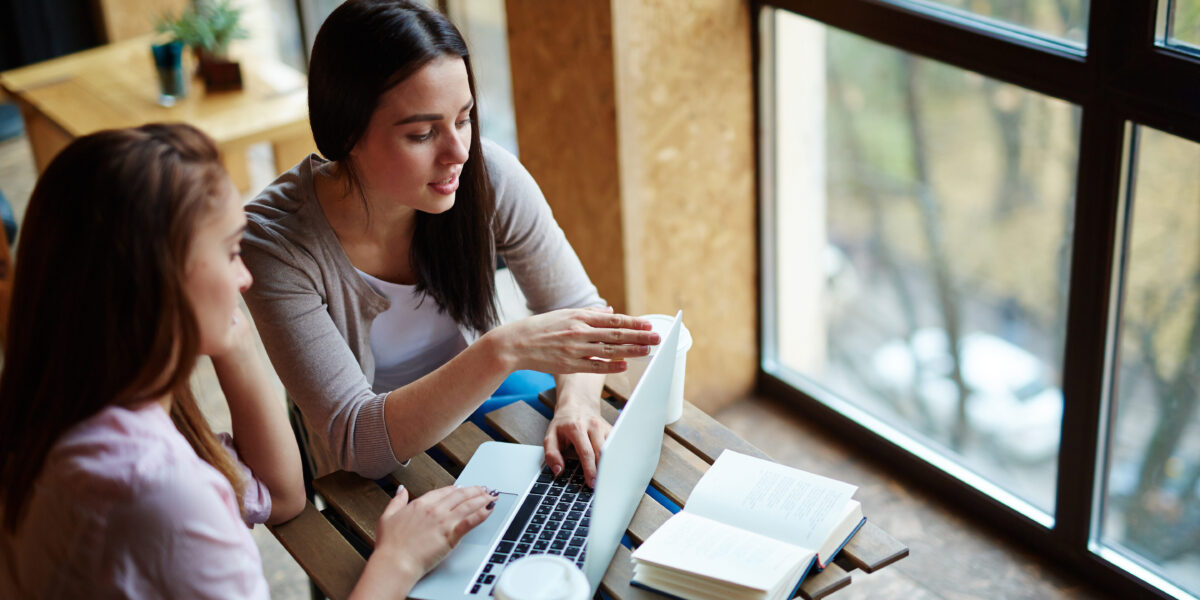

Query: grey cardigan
[{"left": 241, "top": 139, "right": 604, "bottom": 478}]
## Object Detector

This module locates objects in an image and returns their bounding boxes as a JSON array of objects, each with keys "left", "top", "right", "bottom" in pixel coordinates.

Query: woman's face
[
  {"left": 183, "top": 177, "right": 252, "bottom": 356},
  {"left": 350, "top": 55, "right": 474, "bottom": 214}
]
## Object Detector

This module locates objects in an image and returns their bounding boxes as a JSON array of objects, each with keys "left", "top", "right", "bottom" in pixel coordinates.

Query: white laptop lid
[{"left": 581, "top": 310, "right": 683, "bottom": 589}]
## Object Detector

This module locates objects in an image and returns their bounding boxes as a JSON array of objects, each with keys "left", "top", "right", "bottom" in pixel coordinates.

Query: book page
[
  {"left": 631, "top": 511, "right": 814, "bottom": 593},
  {"left": 685, "top": 450, "right": 857, "bottom": 551}
]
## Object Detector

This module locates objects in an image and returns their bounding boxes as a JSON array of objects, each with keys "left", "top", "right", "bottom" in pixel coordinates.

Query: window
[
  {"left": 886, "top": 0, "right": 1089, "bottom": 44},
  {"left": 769, "top": 11, "right": 1078, "bottom": 520},
  {"left": 758, "top": 1, "right": 1200, "bottom": 598},
  {"left": 1160, "top": 0, "right": 1200, "bottom": 50},
  {"left": 1099, "top": 126, "right": 1200, "bottom": 597}
]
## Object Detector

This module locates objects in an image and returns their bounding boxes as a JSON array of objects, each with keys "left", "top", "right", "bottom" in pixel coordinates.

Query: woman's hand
[
  {"left": 378, "top": 485, "right": 496, "bottom": 577},
  {"left": 487, "top": 308, "right": 659, "bottom": 375},
  {"left": 544, "top": 398, "right": 611, "bottom": 488},
  {"left": 208, "top": 307, "right": 259, "bottom": 364},
  {"left": 353, "top": 485, "right": 496, "bottom": 600}
]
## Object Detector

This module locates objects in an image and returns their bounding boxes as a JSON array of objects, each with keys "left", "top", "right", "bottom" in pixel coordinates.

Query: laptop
[{"left": 410, "top": 311, "right": 684, "bottom": 599}]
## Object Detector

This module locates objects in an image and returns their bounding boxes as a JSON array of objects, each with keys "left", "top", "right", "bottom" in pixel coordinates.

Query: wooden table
[
  {"left": 270, "top": 373, "right": 909, "bottom": 599},
  {"left": 0, "top": 35, "right": 313, "bottom": 191}
]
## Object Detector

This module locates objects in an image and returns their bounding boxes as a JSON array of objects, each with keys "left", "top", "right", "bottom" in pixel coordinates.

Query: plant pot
[{"left": 195, "top": 49, "right": 243, "bottom": 92}]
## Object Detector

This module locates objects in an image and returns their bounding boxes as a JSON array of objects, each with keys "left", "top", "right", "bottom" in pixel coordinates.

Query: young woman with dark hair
[
  {"left": 0, "top": 124, "right": 494, "bottom": 599},
  {"left": 242, "top": 0, "right": 658, "bottom": 488}
]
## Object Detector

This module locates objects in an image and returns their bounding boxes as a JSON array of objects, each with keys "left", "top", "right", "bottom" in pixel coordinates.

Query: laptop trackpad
[{"left": 460, "top": 492, "right": 518, "bottom": 546}]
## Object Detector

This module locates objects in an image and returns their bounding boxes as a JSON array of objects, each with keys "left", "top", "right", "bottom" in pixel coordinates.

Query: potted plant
[{"left": 155, "top": 0, "right": 249, "bottom": 91}]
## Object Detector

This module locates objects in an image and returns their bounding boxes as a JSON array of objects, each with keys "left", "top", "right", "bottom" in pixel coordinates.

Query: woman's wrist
[
  {"left": 554, "top": 373, "right": 605, "bottom": 410},
  {"left": 477, "top": 324, "right": 519, "bottom": 375}
]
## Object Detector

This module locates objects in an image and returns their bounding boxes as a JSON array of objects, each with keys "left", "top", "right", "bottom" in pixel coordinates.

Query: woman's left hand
[{"left": 543, "top": 401, "right": 611, "bottom": 489}]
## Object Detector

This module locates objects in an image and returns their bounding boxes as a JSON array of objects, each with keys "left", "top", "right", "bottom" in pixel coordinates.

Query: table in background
[
  {"left": 270, "top": 371, "right": 910, "bottom": 600},
  {"left": 0, "top": 35, "right": 313, "bottom": 192}
]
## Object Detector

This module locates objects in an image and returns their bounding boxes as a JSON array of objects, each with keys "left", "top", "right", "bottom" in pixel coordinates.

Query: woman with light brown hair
[{"left": 0, "top": 123, "right": 494, "bottom": 598}]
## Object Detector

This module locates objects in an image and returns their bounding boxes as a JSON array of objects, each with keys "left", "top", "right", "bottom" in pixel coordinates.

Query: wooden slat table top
[
  {"left": 267, "top": 501, "right": 364, "bottom": 600},
  {"left": 286, "top": 378, "right": 908, "bottom": 600}
]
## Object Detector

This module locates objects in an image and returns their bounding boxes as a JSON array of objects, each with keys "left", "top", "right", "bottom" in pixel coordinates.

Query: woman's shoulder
[
  {"left": 480, "top": 138, "right": 549, "bottom": 223},
  {"left": 44, "top": 404, "right": 200, "bottom": 503},
  {"left": 246, "top": 154, "right": 323, "bottom": 217},
  {"left": 242, "top": 154, "right": 334, "bottom": 272},
  {"left": 481, "top": 138, "right": 538, "bottom": 199},
  {"left": 14, "top": 405, "right": 265, "bottom": 599}
]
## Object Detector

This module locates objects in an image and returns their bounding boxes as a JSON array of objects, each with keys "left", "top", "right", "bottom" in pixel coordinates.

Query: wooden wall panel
[
  {"left": 506, "top": 0, "right": 757, "bottom": 412},
  {"left": 612, "top": 0, "right": 757, "bottom": 411},
  {"left": 504, "top": 0, "right": 628, "bottom": 314}
]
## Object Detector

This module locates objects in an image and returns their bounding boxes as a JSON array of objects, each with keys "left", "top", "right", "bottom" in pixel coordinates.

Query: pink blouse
[{"left": 0, "top": 403, "right": 272, "bottom": 598}]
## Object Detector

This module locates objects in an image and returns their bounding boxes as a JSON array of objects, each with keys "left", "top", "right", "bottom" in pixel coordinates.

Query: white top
[{"left": 355, "top": 268, "right": 468, "bottom": 394}]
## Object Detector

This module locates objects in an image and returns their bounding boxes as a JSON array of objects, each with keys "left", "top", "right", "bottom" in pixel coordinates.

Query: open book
[{"left": 630, "top": 450, "right": 865, "bottom": 600}]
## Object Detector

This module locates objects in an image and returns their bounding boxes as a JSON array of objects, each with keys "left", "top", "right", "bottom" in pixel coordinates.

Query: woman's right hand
[
  {"left": 353, "top": 485, "right": 495, "bottom": 600},
  {"left": 487, "top": 308, "right": 660, "bottom": 374},
  {"left": 379, "top": 485, "right": 496, "bottom": 578}
]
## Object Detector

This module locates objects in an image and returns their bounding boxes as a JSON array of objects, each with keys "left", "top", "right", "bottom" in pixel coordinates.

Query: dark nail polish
[
  {"left": 490, "top": 490, "right": 500, "bottom": 497},
  {"left": 486, "top": 501, "right": 496, "bottom": 510}
]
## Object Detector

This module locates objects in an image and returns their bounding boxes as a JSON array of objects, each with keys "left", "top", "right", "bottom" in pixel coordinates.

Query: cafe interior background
[{"left": 1, "top": 0, "right": 1197, "bottom": 598}]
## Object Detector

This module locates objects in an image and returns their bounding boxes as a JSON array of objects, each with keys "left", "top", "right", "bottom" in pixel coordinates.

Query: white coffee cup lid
[
  {"left": 640, "top": 313, "right": 693, "bottom": 353},
  {"left": 493, "top": 555, "right": 590, "bottom": 600}
]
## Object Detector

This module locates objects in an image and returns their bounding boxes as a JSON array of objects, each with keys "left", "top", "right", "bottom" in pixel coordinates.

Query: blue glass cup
[{"left": 150, "top": 40, "right": 187, "bottom": 106}]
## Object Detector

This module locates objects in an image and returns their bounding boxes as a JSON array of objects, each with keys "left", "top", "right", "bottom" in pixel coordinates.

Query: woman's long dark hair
[
  {"left": 0, "top": 124, "right": 245, "bottom": 532},
  {"left": 308, "top": 0, "right": 498, "bottom": 332}
]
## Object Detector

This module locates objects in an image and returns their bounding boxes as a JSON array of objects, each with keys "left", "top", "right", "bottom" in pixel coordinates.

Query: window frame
[{"left": 753, "top": 1, "right": 1200, "bottom": 598}]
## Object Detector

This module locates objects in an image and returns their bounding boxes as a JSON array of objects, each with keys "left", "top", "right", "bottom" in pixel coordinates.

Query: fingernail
[
  {"left": 397, "top": 484, "right": 405, "bottom": 494},
  {"left": 552, "top": 465, "right": 562, "bottom": 475},
  {"left": 486, "top": 501, "right": 496, "bottom": 510},
  {"left": 590, "top": 478, "right": 597, "bottom": 488},
  {"left": 490, "top": 490, "right": 500, "bottom": 497}
]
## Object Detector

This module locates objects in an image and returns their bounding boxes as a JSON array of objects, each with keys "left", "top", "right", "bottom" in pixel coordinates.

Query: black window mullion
[
  {"left": 1053, "top": 105, "right": 1124, "bottom": 556},
  {"left": 762, "top": 0, "right": 1088, "bottom": 104},
  {"left": 1109, "top": 0, "right": 1200, "bottom": 133},
  {"left": 1049, "top": 0, "right": 1133, "bottom": 558}
]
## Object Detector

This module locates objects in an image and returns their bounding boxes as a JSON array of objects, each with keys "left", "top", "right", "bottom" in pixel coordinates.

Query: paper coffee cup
[
  {"left": 493, "top": 555, "right": 590, "bottom": 600},
  {"left": 634, "top": 313, "right": 692, "bottom": 424}
]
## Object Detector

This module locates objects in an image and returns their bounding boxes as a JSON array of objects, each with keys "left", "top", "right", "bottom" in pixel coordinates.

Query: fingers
[
  {"left": 543, "top": 432, "right": 565, "bottom": 477},
  {"left": 382, "top": 485, "right": 410, "bottom": 520},
  {"left": 565, "top": 357, "right": 628, "bottom": 375},
  {"left": 445, "top": 491, "right": 497, "bottom": 545},
  {"left": 417, "top": 484, "right": 489, "bottom": 511},
  {"left": 588, "top": 340, "right": 652, "bottom": 360},
  {"left": 585, "top": 424, "right": 607, "bottom": 488},
  {"left": 576, "top": 309, "right": 654, "bottom": 333},
  {"left": 568, "top": 425, "right": 598, "bottom": 488}
]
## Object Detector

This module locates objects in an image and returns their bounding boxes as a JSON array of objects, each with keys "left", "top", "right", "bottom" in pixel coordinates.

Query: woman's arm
[
  {"left": 380, "top": 308, "right": 653, "bottom": 464},
  {"left": 212, "top": 309, "right": 305, "bottom": 524}
]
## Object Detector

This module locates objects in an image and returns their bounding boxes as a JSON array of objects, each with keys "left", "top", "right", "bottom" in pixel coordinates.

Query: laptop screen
[{"left": 582, "top": 311, "right": 683, "bottom": 589}]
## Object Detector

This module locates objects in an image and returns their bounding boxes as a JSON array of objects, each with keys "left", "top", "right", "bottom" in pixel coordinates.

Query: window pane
[
  {"left": 445, "top": 0, "right": 519, "bottom": 154},
  {"left": 767, "top": 11, "right": 1080, "bottom": 516},
  {"left": 1099, "top": 126, "right": 1200, "bottom": 598},
  {"left": 1162, "top": 0, "right": 1200, "bottom": 52},
  {"left": 886, "top": 0, "right": 1089, "bottom": 45}
]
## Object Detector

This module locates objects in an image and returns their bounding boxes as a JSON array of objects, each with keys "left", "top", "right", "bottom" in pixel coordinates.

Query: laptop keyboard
[{"left": 468, "top": 460, "right": 592, "bottom": 596}]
